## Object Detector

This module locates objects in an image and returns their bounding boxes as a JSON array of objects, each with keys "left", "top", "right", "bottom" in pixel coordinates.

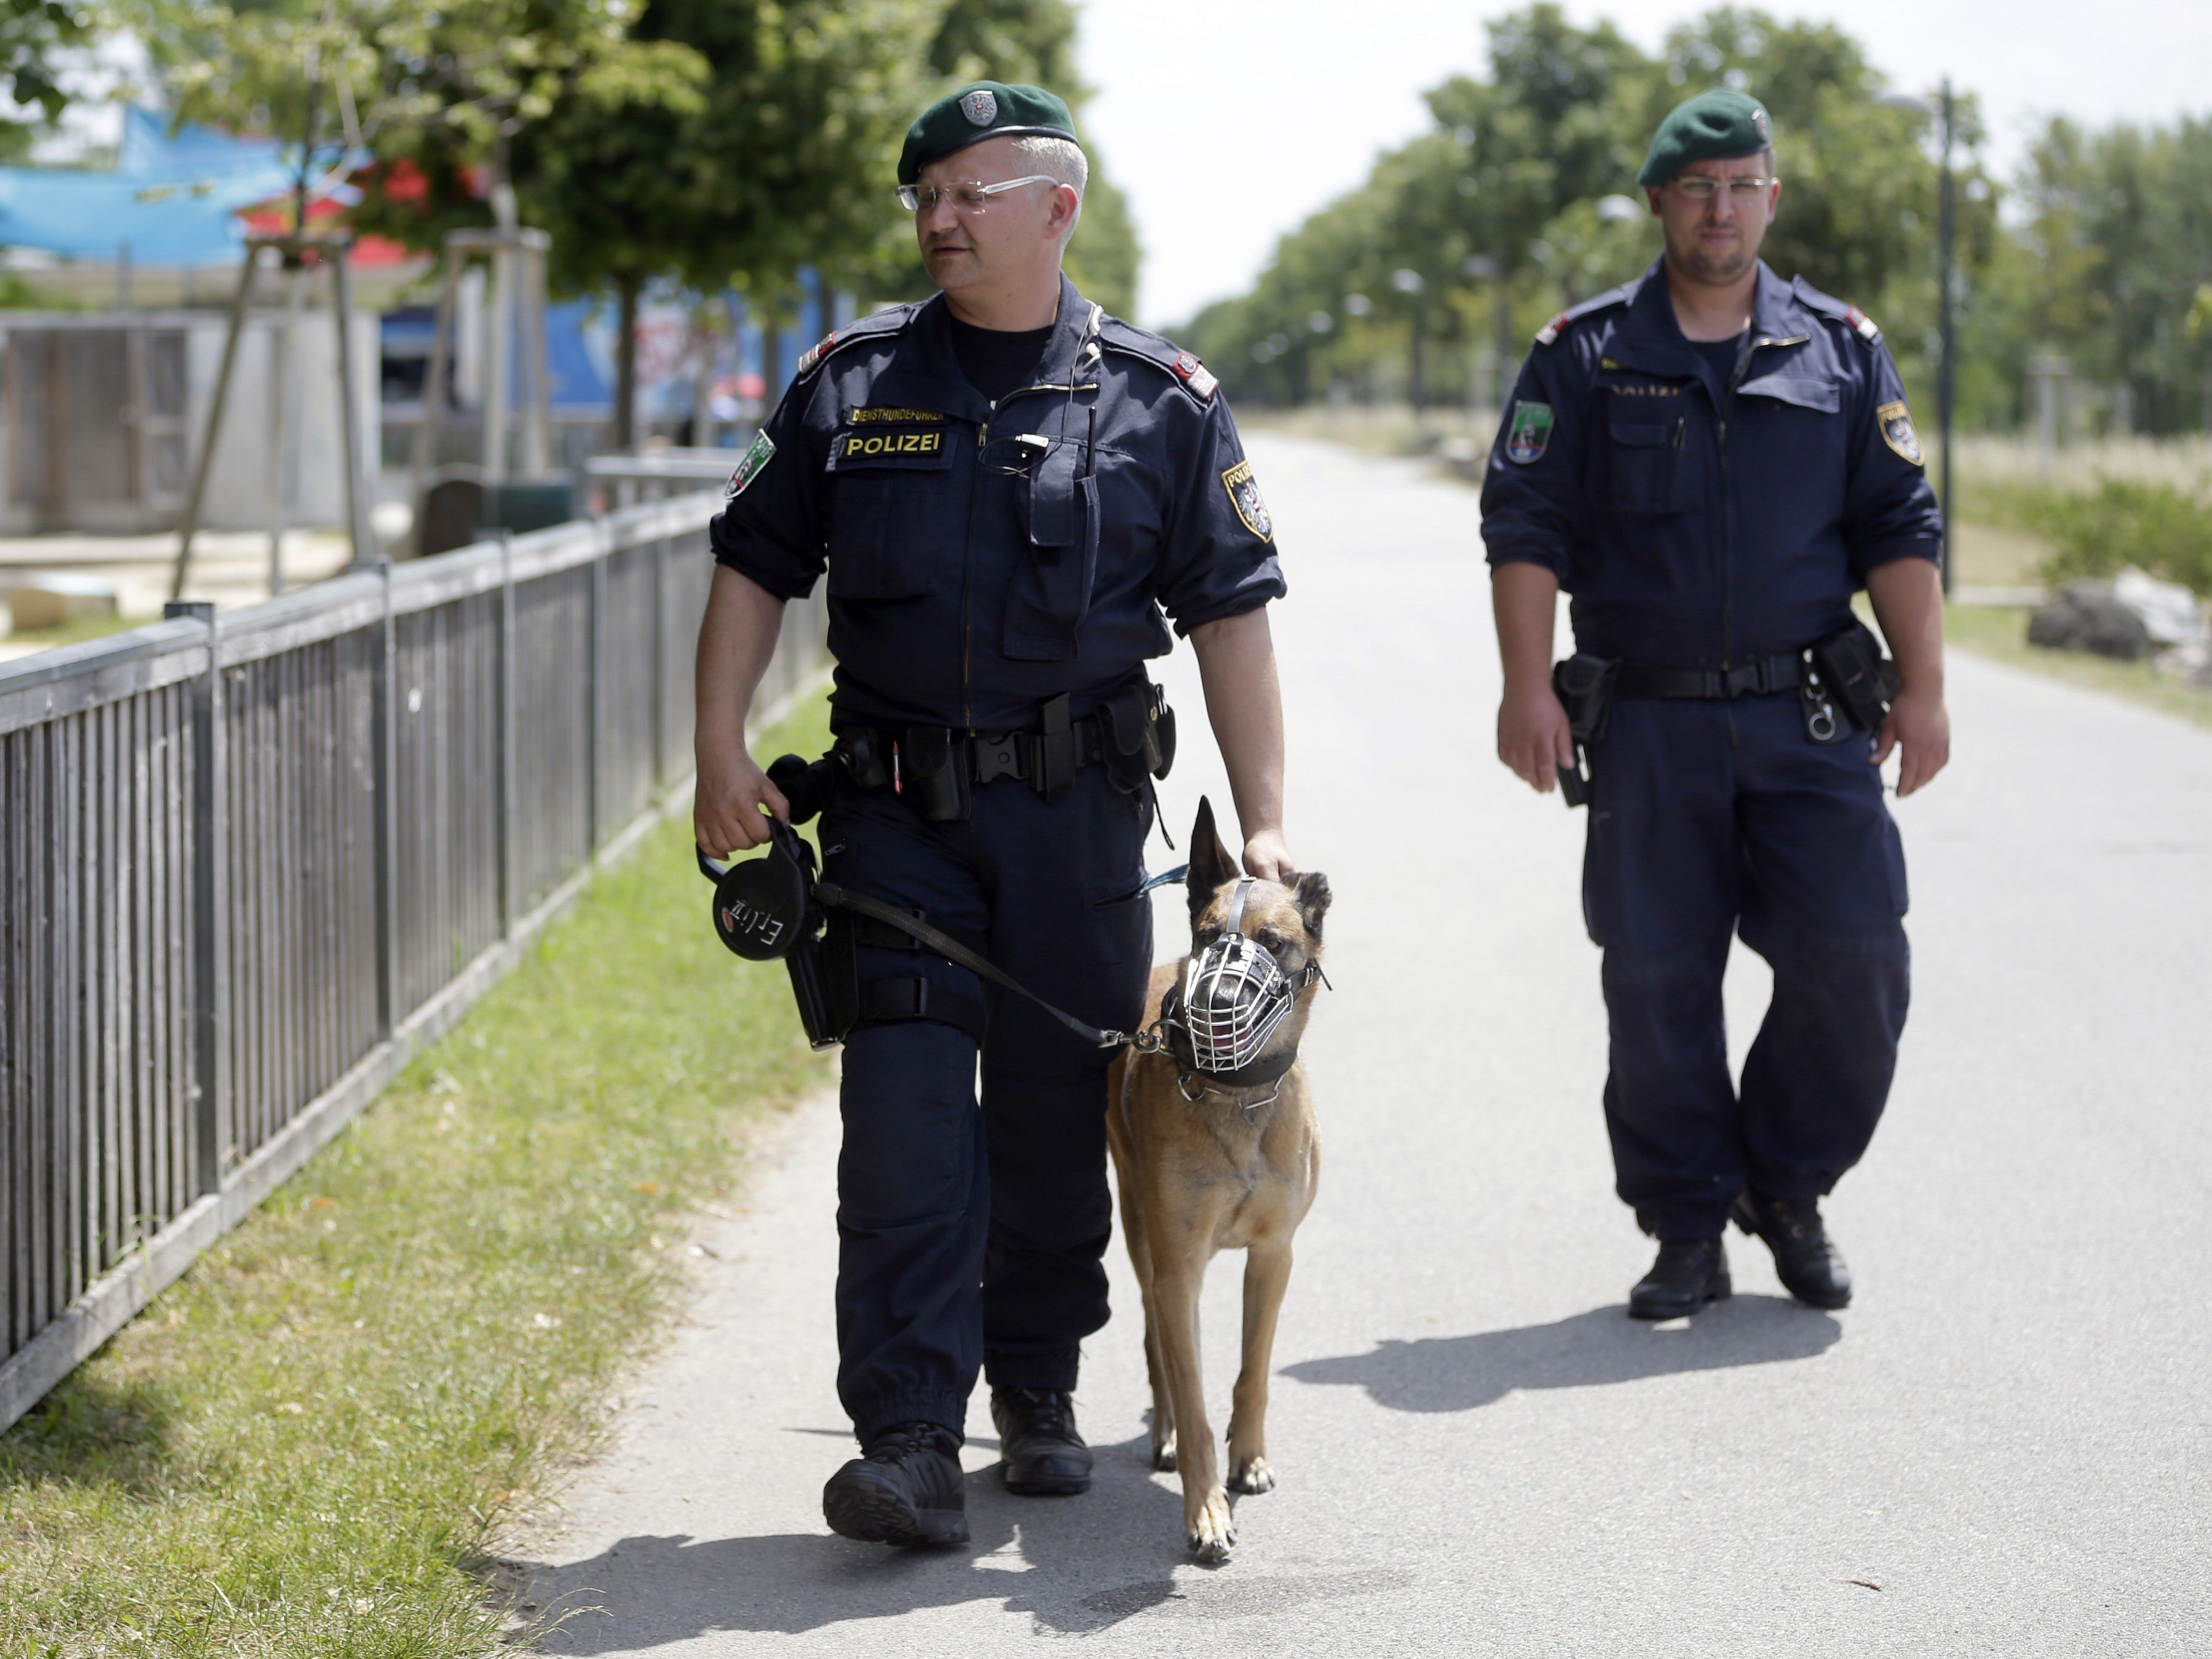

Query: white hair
[{"left": 1009, "top": 134, "right": 1087, "bottom": 235}]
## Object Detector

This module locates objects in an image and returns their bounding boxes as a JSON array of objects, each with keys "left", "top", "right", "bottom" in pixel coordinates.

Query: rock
[
  {"left": 2112, "top": 568, "right": 2205, "bottom": 648},
  {"left": 2028, "top": 581, "right": 2152, "bottom": 662},
  {"left": 5, "top": 571, "right": 119, "bottom": 631}
]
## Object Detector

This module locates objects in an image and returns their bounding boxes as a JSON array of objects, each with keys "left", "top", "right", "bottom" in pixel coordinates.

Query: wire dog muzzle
[{"left": 1159, "top": 878, "right": 1326, "bottom": 1098}]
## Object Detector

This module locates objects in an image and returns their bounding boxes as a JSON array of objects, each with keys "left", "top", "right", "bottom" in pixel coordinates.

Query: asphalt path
[{"left": 517, "top": 432, "right": 2211, "bottom": 1657}]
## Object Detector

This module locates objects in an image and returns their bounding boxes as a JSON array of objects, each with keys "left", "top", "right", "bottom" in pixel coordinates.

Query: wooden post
[
  {"left": 162, "top": 599, "right": 229, "bottom": 1191},
  {"left": 169, "top": 251, "right": 261, "bottom": 600}
]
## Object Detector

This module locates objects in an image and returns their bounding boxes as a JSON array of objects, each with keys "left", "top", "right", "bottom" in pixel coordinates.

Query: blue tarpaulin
[{"left": 0, "top": 107, "right": 300, "bottom": 267}]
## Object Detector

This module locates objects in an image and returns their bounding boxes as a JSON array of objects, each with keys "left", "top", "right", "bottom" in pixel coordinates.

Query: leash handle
[{"left": 815, "top": 880, "right": 1130, "bottom": 1050}]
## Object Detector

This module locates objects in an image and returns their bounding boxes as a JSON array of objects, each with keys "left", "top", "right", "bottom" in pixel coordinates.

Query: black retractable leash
[{"left": 696, "top": 774, "right": 1187, "bottom": 1054}]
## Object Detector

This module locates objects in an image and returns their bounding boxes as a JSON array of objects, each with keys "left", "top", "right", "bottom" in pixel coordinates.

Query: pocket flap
[
  {"left": 1027, "top": 441, "right": 1084, "bottom": 547},
  {"left": 1607, "top": 409, "right": 1675, "bottom": 445},
  {"left": 1737, "top": 374, "right": 1840, "bottom": 413}
]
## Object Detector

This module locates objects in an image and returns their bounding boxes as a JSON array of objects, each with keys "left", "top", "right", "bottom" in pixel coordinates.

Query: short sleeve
[
  {"left": 1479, "top": 348, "right": 1584, "bottom": 581},
  {"left": 708, "top": 377, "right": 830, "bottom": 601},
  {"left": 1154, "top": 392, "right": 1287, "bottom": 634},
  {"left": 1842, "top": 340, "right": 1944, "bottom": 578}
]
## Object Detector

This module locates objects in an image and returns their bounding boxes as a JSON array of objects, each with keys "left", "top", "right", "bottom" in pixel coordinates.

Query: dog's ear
[
  {"left": 1290, "top": 870, "right": 1331, "bottom": 940},
  {"left": 1187, "top": 796, "right": 1240, "bottom": 926}
]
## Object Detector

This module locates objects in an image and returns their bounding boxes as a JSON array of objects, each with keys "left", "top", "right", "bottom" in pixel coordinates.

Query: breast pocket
[
  {"left": 1607, "top": 406, "right": 1693, "bottom": 516},
  {"left": 1003, "top": 439, "right": 1098, "bottom": 662},
  {"left": 826, "top": 425, "right": 956, "bottom": 600}
]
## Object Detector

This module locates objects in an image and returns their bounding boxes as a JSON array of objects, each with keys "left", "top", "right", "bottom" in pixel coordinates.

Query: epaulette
[
  {"left": 1533, "top": 280, "right": 1635, "bottom": 347},
  {"left": 1791, "top": 277, "right": 1882, "bottom": 345},
  {"left": 1099, "top": 316, "right": 1218, "bottom": 402},
  {"left": 793, "top": 303, "right": 919, "bottom": 381}
]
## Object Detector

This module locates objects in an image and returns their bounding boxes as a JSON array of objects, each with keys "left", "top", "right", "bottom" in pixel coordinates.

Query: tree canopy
[{"left": 1186, "top": 5, "right": 2005, "bottom": 421}]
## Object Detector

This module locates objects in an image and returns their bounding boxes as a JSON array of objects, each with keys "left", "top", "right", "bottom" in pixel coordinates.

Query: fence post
[
  {"left": 366, "top": 558, "right": 399, "bottom": 1035},
  {"left": 163, "top": 600, "right": 229, "bottom": 1192},
  {"left": 497, "top": 532, "right": 516, "bottom": 935},
  {"left": 587, "top": 533, "right": 605, "bottom": 855},
  {"left": 650, "top": 533, "right": 668, "bottom": 787}
]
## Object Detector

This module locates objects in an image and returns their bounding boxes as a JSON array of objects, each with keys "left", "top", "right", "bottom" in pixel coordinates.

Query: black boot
[
  {"left": 991, "top": 1387, "right": 1093, "bottom": 1496},
  {"left": 1628, "top": 1237, "right": 1732, "bottom": 1319},
  {"left": 1733, "top": 1188, "right": 1852, "bottom": 1309},
  {"left": 822, "top": 1422, "right": 969, "bottom": 1547}
]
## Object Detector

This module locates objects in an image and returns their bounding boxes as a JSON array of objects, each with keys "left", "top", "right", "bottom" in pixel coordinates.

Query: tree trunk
[{"left": 613, "top": 272, "right": 641, "bottom": 453}]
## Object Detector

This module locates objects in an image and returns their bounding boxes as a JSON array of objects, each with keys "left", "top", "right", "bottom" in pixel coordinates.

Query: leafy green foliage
[
  {"left": 0, "top": 0, "right": 93, "bottom": 159},
  {"left": 0, "top": 697, "right": 835, "bottom": 1655},
  {"left": 2029, "top": 476, "right": 2212, "bottom": 595},
  {"left": 1188, "top": 4, "right": 1992, "bottom": 412}
]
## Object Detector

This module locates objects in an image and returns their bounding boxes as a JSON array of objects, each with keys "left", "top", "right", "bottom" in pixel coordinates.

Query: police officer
[
  {"left": 1481, "top": 90, "right": 1950, "bottom": 1320},
  {"left": 694, "top": 82, "right": 1292, "bottom": 1547}
]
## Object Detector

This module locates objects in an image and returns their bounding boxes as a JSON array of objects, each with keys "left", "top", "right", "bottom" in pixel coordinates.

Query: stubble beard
[{"left": 1670, "top": 225, "right": 1757, "bottom": 288}]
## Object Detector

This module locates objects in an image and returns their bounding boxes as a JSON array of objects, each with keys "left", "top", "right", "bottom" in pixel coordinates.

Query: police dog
[{"left": 1105, "top": 797, "right": 1329, "bottom": 1562}]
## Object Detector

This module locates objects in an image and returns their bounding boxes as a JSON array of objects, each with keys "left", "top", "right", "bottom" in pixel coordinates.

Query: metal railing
[{"left": 0, "top": 491, "right": 825, "bottom": 1431}]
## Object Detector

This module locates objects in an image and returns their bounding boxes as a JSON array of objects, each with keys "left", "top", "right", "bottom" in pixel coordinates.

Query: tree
[
  {"left": 0, "top": 0, "right": 93, "bottom": 160},
  {"left": 516, "top": 0, "right": 940, "bottom": 447}
]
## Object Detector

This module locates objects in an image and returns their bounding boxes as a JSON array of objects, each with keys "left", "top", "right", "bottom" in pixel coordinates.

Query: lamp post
[
  {"left": 1390, "top": 267, "right": 1427, "bottom": 412},
  {"left": 1462, "top": 254, "right": 1509, "bottom": 416},
  {"left": 1880, "top": 83, "right": 1957, "bottom": 595}
]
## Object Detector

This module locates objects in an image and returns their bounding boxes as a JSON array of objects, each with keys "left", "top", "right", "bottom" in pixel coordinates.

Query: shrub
[{"left": 2029, "top": 477, "right": 2212, "bottom": 597}]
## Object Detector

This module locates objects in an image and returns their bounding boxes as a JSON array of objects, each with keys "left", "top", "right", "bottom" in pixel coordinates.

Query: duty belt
[
  {"left": 832, "top": 714, "right": 1112, "bottom": 789},
  {"left": 1612, "top": 650, "right": 1806, "bottom": 700}
]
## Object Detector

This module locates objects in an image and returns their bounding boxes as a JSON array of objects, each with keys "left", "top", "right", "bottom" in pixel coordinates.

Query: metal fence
[{"left": 0, "top": 490, "right": 826, "bottom": 1432}]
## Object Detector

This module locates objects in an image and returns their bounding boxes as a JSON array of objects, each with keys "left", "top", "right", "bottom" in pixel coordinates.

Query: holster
[
  {"left": 1550, "top": 653, "right": 1617, "bottom": 809},
  {"left": 1100, "top": 676, "right": 1176, "bottom": 795},
  {"left": 1807, "top": 621, "right": 1902, "bottom": 733},
  {"left": 899, "top": 724, "right": 971, "bottom": 822},
  {"left": 1552, "top": 653, "right": 1619, "bottom": 744}
]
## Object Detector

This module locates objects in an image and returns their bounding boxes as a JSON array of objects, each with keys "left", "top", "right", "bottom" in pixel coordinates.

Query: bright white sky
[{"left": 1080, "top": 0, "right": 2212, "bottom": 327}]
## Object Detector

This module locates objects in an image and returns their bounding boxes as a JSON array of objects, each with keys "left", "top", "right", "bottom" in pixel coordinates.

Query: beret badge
[{"left": 960, "top": 89, "right": 998, "bottom": 126}]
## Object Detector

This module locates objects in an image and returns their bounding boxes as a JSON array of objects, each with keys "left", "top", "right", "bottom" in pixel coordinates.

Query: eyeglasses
[
  {"left": 896, "top": 175, "right": 1059, "bottom": 214},
  {"left": 1670, "top": 175, "right": 1776, "bottom": 203}
]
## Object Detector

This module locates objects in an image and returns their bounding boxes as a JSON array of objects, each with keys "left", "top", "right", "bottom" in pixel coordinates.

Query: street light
[
  {"left": 1878, "top": 83, "right": 1957, "bottom": 595},
  {"left": 1390, "top": 269, "right": 1427, "bottom": 412},
  {"left": 1463, "top": 254, "right": 1513, "bottom": 416}
]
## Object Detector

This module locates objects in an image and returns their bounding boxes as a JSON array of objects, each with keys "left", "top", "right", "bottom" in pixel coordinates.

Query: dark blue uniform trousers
[
  {"left": 818, "top": 765, "right": 1153, "bottom": 1444},
  {"left": 1584, "top": 693, "right": 1911, "bottom": 1241}
]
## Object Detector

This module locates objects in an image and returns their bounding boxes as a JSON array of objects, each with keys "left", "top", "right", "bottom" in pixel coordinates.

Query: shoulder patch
[
  {"left": 1875, "top": 400, "right": 1923, "bottom": 465},
  {"left": 1534, "top": 311, "right": 1572, "bottom": 347},
  {"left": 1844, "top": 304, "right": 1882, "bottom": 345},
  {"left": 1221, "top": 458, "right": 1271, "bottom": 539},
  {"left": 723, "top": 427, "right": 776, "bottom": 499}
]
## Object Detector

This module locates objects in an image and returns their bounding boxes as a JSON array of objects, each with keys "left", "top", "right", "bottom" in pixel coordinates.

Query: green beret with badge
[
  {"left": 1638, "top": 88, "right": 1774, "bottom": 188},
  {"left": 898, "top": 82, "right": 1079, "bottom": 186}
]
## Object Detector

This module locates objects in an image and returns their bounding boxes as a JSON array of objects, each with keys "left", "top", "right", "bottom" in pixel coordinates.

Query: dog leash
[{"left": 814, "top": 880, "right": 1175, "bottom": 1054}]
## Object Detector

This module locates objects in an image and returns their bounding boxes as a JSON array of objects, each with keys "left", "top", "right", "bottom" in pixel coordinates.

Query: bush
[{"left": 2029, "top": 477, "right": 2212, "bottom": 597}]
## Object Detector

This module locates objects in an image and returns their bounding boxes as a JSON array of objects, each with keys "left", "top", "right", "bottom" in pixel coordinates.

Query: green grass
[
  {"left": 1947, "top": 605, "right": 2212, "bottom": 731},
  {"left": 2, "top": 611, "right": 154, "bottom": 652},
  {"left": 0, "top": 693, "right": 835, "bottom": 1657}
]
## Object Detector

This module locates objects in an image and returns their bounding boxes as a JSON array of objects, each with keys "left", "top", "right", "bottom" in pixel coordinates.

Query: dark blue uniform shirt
[
  {"left": 710, "top": 274, "right": 1285, "bottom": 732},
  {"left": 1480, "top": 259, "right": 1942, "bottom": 666}
]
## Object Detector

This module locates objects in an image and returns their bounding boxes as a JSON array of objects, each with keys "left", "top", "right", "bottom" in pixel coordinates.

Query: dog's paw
[
  {"left": 1151, "top": 1430, "right": 1177, "bottom": 1474},
  {"left": 1227, "top": 1453, "right": 1274, "bottom": 1495},
  {"left": 1185, "top": 1489, "right": 1235, "bottom": 1563}
]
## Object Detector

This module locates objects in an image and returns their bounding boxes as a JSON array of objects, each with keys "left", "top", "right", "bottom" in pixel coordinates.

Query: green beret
[
  {"left": 1638, "top": 89, "right": 1773, "bottom": 188},
  {"left": 898, "top": 82, "right": 1079, "bottom": 186}
]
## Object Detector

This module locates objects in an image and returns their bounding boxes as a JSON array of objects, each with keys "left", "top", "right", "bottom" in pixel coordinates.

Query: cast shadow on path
[
  {"left": 1280, "top": 1296, "right": 1841, "bottom": 1413},
  {"left": 518, "top": 1434, "right": 1410, "bottom": 1651}
]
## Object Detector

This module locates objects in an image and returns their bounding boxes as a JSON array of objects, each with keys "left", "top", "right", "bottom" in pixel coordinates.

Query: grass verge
[
  {"left": 1946, "top": 605, "right": 2212, "bottom": 732},
  {"left": 0, "top": 692, "right": 835, "bottom": 1657}
]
